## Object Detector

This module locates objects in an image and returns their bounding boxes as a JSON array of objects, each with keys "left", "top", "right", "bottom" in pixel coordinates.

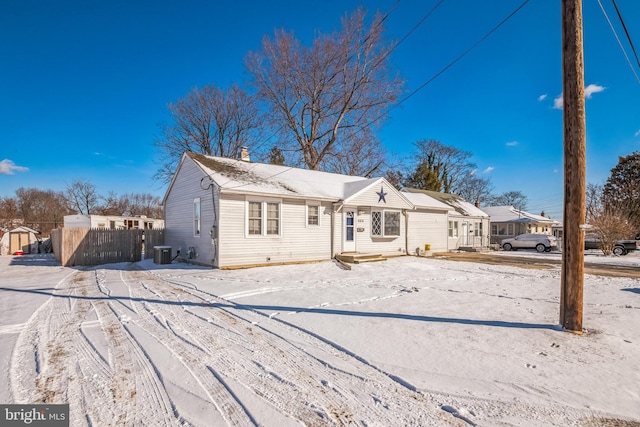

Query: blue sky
[{"left": 1, "top": 0, "right": 639, "bottom": 220}]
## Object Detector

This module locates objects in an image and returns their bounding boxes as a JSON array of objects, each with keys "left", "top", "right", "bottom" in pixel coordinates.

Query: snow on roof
[
  {"left": 9, "top": 226, "right": 40, "bottom": 234},
  {"left": 481, "top": 205, "right": 555, "bottom": 223},
  {"left": 401, "top": 188, "right": 487, "bottom": 217},
  {"left": 189, "top": 152, "right": 371, "bottom": 200},
  {"left": 400, "top": 191, "right": 450, "bottom": 211}
]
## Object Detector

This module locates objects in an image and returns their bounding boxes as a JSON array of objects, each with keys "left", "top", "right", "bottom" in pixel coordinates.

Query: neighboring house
[
  {"left": 162, "top": 152, "right": 451, "bottom": 268},
  {"left": 400, "top": 191, "right": 452, "bottom": 254},
  {"left": 480, "top": 205, "right": 559, "bottom": 245},
  {"left": 402, "top": 189, "right": 491, "bottom": 251},
  {"left": 0, "top": 226, "right": 41, "bottom": 255},
  {"left": 64, "top": 215, "right": 164, "bottom": 230}
]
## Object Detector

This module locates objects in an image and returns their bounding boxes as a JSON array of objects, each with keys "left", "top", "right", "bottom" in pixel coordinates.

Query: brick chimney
[
  {"left": 474, "top": 200, "right": 480, "bottom": 208},
  {"left": 240, "top": 146, "right": 251, "bottom": 162},
  {"left": 540, "top": 211, "right": 546, "bottom": 217}
]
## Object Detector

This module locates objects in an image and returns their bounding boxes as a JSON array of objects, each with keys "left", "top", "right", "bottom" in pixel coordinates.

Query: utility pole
[{"left": 560, "top": 0, "right": 586, "bottom": 333}]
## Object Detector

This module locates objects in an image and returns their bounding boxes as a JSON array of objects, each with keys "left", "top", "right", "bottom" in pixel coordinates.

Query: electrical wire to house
[{"left": 597, "top": 0, "right": 640, "bottom": 84}]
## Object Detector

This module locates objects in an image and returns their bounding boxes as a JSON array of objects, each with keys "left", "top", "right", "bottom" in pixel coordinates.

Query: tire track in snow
[
  {"left": 112, "top": 270, "right": 257, "bottom": 427},
  {"left": 133, "top": 270, "right": 456, "bottom": 426},
  {"left": 145, "top": 269, "right": 616, "bottom": 427},
  {"left": 89, "top": 269, "right": 184, "bottom": 427},
  {"left": 9, "top": 270, "right": 80, "bottom": 404}
]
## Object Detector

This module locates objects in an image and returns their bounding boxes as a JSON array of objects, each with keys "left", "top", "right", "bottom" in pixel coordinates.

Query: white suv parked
[{"left": 500, "top": 234, "right": 558, "bottom": 253}]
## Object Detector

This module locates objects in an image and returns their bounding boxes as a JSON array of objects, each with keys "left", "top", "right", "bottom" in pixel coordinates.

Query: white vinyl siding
[
  {"left": 351, "top": 207, "right": 407, "bottom": 256},
  {"left": 405, "top": 209, "right": 449, "bottom": 253},
  {"left": 219, "top": 196, "right": 332, "bottom": 267},
  {"left": 164, "top": 156, "right": 217, "bottom": 266},
  {"left": 346, "top": 182, "right": 413, "bottom": 211}
]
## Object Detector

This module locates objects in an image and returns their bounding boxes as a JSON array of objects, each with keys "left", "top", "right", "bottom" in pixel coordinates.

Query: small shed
[{"left": 1, "top": 226, "right": 41, "bottom": 255}]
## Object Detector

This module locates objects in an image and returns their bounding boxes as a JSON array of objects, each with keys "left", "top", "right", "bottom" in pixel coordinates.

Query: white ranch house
[{"left": 163, "top": 152, "right": 457, "bottom": 268}]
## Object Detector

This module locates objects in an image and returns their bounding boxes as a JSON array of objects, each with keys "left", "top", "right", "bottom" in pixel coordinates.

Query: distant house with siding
[
  {"left": 480, "top": 205, "right": 559, "bottom": 245},
  {"left": 162, "top": 151, "right": 451, "bottom": 268},
  {"left": 63, "top": 214, "right": 164, "bottom": 230}
]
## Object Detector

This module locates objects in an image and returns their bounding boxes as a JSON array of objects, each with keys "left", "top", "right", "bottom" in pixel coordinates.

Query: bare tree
[
  {"left": 486, "top": 191, "right": 528, "bottom": 211},
  {"left": 14, "top": 188, "right": 70, "bottom": 234},
  {"left": 586, "top": 183, "right": 604, "bottom": 220},
  {"left": 324, "top": 129, "right": 386, "bottom": 177},
  {"left": 245, "top": 7, "right": 403, "bottom": 172},
  {"left": 65, "top": 180, "right": 100, "bottom": 215},
  {"left": 0, "top": 196, "right": 19, "bottom": 230},
  {"left": 586, "top": 182, "right": 636, "bottom": 255},
  {"left": 456, "top": 175, "right": 494, "bottom": 206},
  {"left": 155, "top": 84, "right": 261, "bottom": 182},
  {"left": 98, "top": 191, "right": 131, "bottom": 216},
  {"left": 98, "top": 192, "right": 162, "bottom": 218},
  {"left": 404, "top": 139, "right": 476, "bottom": 193}
]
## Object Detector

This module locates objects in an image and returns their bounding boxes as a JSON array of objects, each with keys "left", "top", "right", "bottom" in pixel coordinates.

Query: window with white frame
[
  {"left": 494, "top": 223, "right": 517, "bottom": 236},
  {"left": 247, "top": 200, "right": 281, "bottom": 237},
  {"left": 248, "top": 201, "right": 262, "bottom": 235},
  {"left": 371, "top": 210, "right": 400, "bottom": 237},
  {"left": 266, "top": 202, "right": 279, "bottom": 235},
  {"left": 384, "top": 211, "right": 400, "bottom": 236},
  {"left": 307, "top": 205, "right": 319, "bottom": 226},
  {"left": 193, "top": 198, "right": 201, "bottom": 237},
  {"left": 448, "top": 220, "right": 458, "bottom": 238},
  {"left": 475, "top": 221, "right": 483, "bottom": 237}
]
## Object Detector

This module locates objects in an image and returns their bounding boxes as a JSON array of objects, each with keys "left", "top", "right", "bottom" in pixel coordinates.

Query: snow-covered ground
[{"left": 1, "top": 251, "right": 639, "bottom": 426}]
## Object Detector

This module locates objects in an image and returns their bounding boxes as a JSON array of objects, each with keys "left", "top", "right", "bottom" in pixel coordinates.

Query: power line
[
  {"left": 379, "top": 0, "right": 446, "bottom": 64},
  {"left": 611, "top": 0, "right": 640, "bottom": 70},
  {"left": 396, "top": 0, "right": 531, "bottom": 107},
  {"left": 597, "top": 0, "right": 640, "bottom": 84}
]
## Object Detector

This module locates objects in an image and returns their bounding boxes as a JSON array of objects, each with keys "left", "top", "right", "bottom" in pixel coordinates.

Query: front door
[
  {"left": 343, "top": 210, "right": 356, "bottom": 252},
  {"left": 462, "top": 222, "right": 469, "bottom": 245}
]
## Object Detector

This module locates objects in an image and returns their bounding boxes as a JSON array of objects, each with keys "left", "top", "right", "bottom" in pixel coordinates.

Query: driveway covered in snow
[{"left": 1, "top": 253, "right": 639, "bottom": 426}]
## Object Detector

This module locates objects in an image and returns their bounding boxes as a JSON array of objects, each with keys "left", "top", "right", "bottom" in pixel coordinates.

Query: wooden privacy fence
[{"left": 51, "top": 228, "right": 164, "bottom": 267}]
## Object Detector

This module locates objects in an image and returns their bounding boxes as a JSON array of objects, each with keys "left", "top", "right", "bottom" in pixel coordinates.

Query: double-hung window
[
  {"left": 266, "top": 202, "right": 279, "bottom": 235},
  {"left": 248, "top": 202, "right": 262, "bottom": 235},
  {"left": 448, "top": 220, "right": 458, "bottom": 238},
  {"left": 247, "top": 200, "right": 281, "bottom": 237},
  {"left": 307, "top": 205, "right": 319, "bottom": 226},
  {"left": 371, "top": 210, "right": 400, "bottom": 237}
]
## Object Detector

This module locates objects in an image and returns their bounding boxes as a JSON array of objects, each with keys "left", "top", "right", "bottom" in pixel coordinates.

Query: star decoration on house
[{"left": 377, "top": 186, "right": 387, "bottom": 203}]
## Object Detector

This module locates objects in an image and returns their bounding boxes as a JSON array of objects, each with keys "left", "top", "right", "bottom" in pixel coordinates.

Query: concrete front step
[
  {"left": 457, "top": 246, "right": 491, "bottom": 253},
  {"left": 335, "top": 252, "right": 387, "bottom": 264}
]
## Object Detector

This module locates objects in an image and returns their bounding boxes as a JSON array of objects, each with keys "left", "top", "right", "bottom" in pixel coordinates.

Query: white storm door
[
  {"left": 344, "top": 210, "right": 356, "bottom": 252},
  {"left": 462, "top": 222, "right": 469, "bottom": 245}
]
